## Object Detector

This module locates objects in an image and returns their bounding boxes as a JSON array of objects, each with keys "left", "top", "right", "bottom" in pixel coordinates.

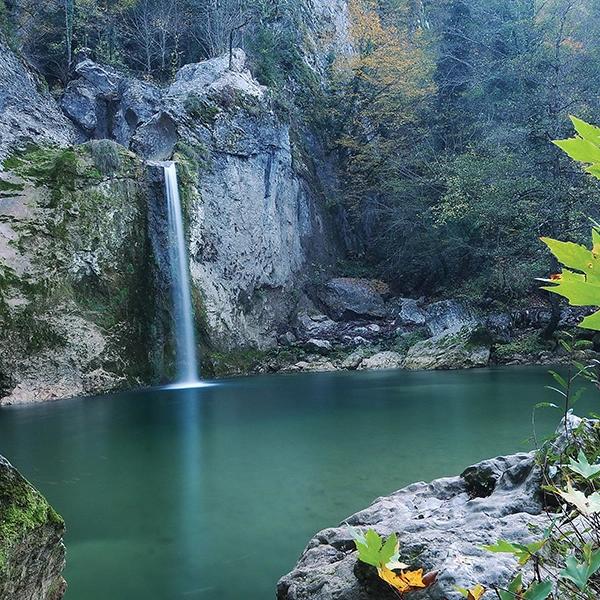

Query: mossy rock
[{"left": 0, "top": 455, "right": 66, "bottom": 599}]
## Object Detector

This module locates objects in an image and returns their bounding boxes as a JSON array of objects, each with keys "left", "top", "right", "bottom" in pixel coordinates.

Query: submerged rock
[
  {"left": 277, "top": 452, "right": 545, "bottom": 600},
  {"left": 0, "top": 455, "right": 66, "bottom": 599},
  {"left": 403, "top": 326, "right": 491, "bottom": 370}
]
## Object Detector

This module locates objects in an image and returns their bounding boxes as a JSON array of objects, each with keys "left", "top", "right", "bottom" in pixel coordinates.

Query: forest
[
  {"left": 3, "top": 0, "right": 600, "bottom": 304},
  {"left": 5, "top": 1, "right": 600, "bottom": 600}
]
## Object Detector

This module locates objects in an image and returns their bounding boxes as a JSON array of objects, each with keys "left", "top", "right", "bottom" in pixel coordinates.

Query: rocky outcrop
[
  {"left": 357, "top": 351, "right": 403, "bottom": 370},
  {"left": 424, "top": 300, "right": 477, "bottom": 336},
  {"left": 0, "top": 144, "right": 152, "bottom": 404},
  {"left": 403, "top": 327, "right": 491, "bottom": 370},
  {"left": 277, "top": 451, "right": 545, "bottom": 600},
  {"left": 0, "top": 455, "right": 66, "bottom": 599},
  {"left": 317, "top": 278, "right": 389, "bottom": 321},
  {"left": 59, "top": 49, "right": 341, "bottom": 351},
  {"left": 0, "top": 40, "right": 76, "bottom": 161}
]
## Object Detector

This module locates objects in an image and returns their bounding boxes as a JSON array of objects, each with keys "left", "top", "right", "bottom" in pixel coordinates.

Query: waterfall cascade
[{"left": 162, "top": 162, "right": 200, "bottom": 384}]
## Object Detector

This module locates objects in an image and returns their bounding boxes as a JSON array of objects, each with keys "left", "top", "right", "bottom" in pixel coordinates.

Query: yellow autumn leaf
[
  {"left": 468, "top": 584, "right": 486, "bottom": 600},
  {"left": 376, "top": 566, "right": 428, "bottom": 593},
  {"left": 401, "top": 569, "right": 427, "bottom": 589},
  {"left": 377, "top": 566, "right": 411, "bottom": 592}
]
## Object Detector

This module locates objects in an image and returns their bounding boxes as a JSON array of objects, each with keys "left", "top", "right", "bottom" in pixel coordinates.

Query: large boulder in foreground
[
  {"left": 277, "top": 452, "right": 545, "bottom": 600},
  {"left": 403, "top": 326, "right": 491, "bottom": 370},
  {"left": 317, "top": 278, "right": 388, "bottom": 320},
  {"left": 0, "top": 456, "right": 66, "bottom": 599}
]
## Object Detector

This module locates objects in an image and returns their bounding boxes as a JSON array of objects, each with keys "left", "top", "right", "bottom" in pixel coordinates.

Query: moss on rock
[{"left": 0, "top": 456, "right": 65, "bottom": 598}]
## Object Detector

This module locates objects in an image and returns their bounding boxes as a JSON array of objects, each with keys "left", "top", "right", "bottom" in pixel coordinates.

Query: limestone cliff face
[
  {"left": 0, "top": 144, "right": 152, "bottom": 404},
  {"left": 0, "top": 2, "right": 351, "bottom": 396},
  {"left": 60, "top": 49, "right": 342, "bottom": 351},
  {"left": 0, "top": 40, "right": 76, "bottom": 161}
]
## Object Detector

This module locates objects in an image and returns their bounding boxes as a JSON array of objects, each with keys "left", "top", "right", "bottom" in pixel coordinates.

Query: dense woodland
[{"left": 3, "top": 0, "right": 600, "bottom": 306}]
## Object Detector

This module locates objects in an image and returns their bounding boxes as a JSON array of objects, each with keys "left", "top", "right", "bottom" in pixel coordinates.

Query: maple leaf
[
  {"left": 377, "top": 567, "right": 428, "bottom": 594},
  {"left": 568, "top": 450, "right": 600, "bottom": 480},
  {"left": 556, "top": 480, "right": 600, "bottom": 516}
]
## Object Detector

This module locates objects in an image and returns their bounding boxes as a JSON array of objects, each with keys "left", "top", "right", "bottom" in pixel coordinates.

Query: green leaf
[
  {"left": 483, "top": 539, "right": 544, "bottom": 565},
  {"left": 568, "top": 450, "right": 600, "bottom": 480},
  {"left": 351, "top": 529, "right": 405, "bottom": 569},
  {"left": 353, "top": 529, "right": 382, "bottom": 567},
  {"left": 585, "top": 164, "right": 600, "bottom": 180},
  {"left": 540, "top": 237, "right": 595, "bottom": 274},
  {"left": 379, "top": 532, "right": 398, "bottom": 565},
  {"left": 541, "top": 278, "right": 600, "bottom": 306},
  {"left": 553, "top": 137, "right": 600, "bottom": 163},
  {"left": 580, "top": 310, "right": 600, "bottom": 331},
  {"left": 523, "top": 580, "right": 552, "bottom": 600},
  {"left": 498, "top": 574, "right": 523, "bottom": 600},
  {"left": 560, "top": 550, "right": 600, "bottom": 590},
  {"left": 548, "top": 370, "right": 567, "bottom": 389},
  {"left": 534, "top": 402, "right": 559, "bottom": 409},
  {"left": 570, "top": 116, "right": 600, "bottom": 143}
]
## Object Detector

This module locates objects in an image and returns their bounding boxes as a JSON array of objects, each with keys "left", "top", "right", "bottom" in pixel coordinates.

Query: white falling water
[{"left": 162, "top": 162, "right": 200, "bottom": 384}]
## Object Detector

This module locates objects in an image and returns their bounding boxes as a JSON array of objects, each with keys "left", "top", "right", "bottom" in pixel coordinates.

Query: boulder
[
  {"left": 288, "top": 359, "right": 337, "bottom": 373},
  {"left": 318, "top": 278, "right": 387, "bottom": 321},
  {"left": 340, "top": 349, "right": 371, "bottom": 369},
  {"left": 397, "top": 298, "right": 427, "bottom": 325},
  {"left": 357, "top": 351, "right": 403, "bottom": 370},
  {"left": 0, "top": 456, "right": 66, "bottom": 599},
  {"left": 305, "top": 338, "right": 333, "bottom": 353},
  {"left": 296, "top": 313, "right": 337, "bottom": 338},
  {"left": 403, "top": 326, "right": 491, "bottom": 370},
  {"left": 168, "top": 48, "right": 266, "bottom": 100},
  {"left": 277, "top": 452, "right": 545, "bottom": 600},
  {"left": 425, "top": 300, "right": 477, "bottom": 336}
]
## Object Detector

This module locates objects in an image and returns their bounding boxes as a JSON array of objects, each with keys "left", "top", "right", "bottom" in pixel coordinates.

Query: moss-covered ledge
[{"left": 0, "top": 455, "right": 66, "bottom": 599}]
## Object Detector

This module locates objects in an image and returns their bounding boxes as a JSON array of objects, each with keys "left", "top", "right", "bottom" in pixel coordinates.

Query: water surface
[{"left": 0, "top": 366, "right": 593, "bottom": 599}]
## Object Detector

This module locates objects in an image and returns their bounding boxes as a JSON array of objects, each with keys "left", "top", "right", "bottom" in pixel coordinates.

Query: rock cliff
[{"left": 0, "top": 40, "right": 76, "bottom": 161}]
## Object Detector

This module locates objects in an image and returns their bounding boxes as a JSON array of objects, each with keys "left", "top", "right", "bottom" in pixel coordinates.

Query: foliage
[
  {"left": 541, "top": 117, "right": 600, "bottom": 331},
  {"left": 494, "top": 333, "right": 548, "bottom": 361},
  {"left": 325, "top": 0, "right": 600, "bottom": 301},
  {"left": 350, "top": 528, "right": 436, "bottom": 595}
]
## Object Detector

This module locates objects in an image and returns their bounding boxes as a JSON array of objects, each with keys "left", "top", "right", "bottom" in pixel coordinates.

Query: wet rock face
[
  {"left": 0, "top": 456, "right": 66, "bottom": 600},
  {"left": 277, "top": 452, "right": 545, "bottom": 600},
  {"left": 0, "top": 40, "right": 76, "bottom": 161},
  {"left": 0, "top": 145, "right": 152, "bottom": 405},
  {"left": 425, "top": 300, "right": 477, "bottom": 336}
]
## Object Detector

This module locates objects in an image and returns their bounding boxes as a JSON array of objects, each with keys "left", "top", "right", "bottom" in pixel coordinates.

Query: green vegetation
[
  {"left": 84, "top": 139, "right": 123, "bottom": 176},
  {"left": 0, "top": 466, "right": 63, "bottom": 572},
  {"left": 494, "top": 333, "right": 548, "bottom": 361}
]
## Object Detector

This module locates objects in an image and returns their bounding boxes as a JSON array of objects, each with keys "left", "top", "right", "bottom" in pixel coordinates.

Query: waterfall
[{"left": 162, "top": 162, "right": 200, "bottom": 384}]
